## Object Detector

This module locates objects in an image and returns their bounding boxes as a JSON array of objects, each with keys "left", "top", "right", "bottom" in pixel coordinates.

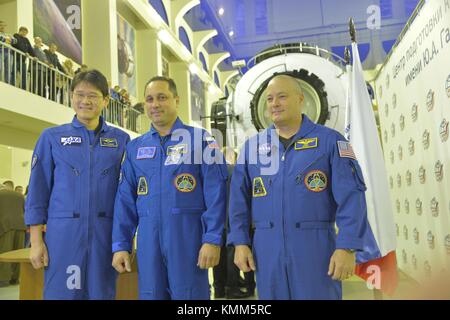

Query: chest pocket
[
  {"left": 294, "top": 153, "right": 328, "bottom": 192},
  {"left": 97, "top": 163, "right": 121, "bottom": 216},
  {"left": 171, "top": 163, "right": 205, "bottom": 214},
  {"left": 48, "top": 152, "right": 84, "bottom": 214},
  {"left": 248, "top": 165, "right": 274, "bottom": 221}
]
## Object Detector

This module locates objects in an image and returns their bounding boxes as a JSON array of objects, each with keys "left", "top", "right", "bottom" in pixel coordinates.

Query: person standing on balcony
[
  {"left": 12, "top": 26, "right": 35, "bottom": 90},
  {"left": 44, "top": 43, "right": 65, "bottom": 102},
  {"left": 0, "top": 20, "right": 17, "bottom": 84},
  {"left": 31, "top": 37, "right": 49, "bottom": 97},
  {"left": 25, "top": 69, "right": 130, "bottom": 300}
]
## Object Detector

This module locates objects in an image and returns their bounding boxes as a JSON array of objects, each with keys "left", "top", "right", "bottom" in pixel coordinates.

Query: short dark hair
[
  {"left": 144, "top": 76, "right": 178, "bottom": 97},
  {"left": 70, "top": 69, "right": 109, "bottom": 97},
  {"left": 3, "top": 180, "right": 14, "bottom": 189},
  {"left": 19, "top": 26, "right": 28, "bottom": 32}
]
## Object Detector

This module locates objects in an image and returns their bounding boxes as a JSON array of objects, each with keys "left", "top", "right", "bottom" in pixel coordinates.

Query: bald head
[
  {"left": 265, "top": 74, "right": 304, "bottom": 128},
  {"left": 268, "top": 75, "right": 303, "bottom": 95}
]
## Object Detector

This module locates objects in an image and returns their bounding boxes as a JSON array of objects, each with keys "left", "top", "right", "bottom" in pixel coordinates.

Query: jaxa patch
[
  {"left": 100, "top": 138, "right": 118, "bottom": 148},
  {"left": 137, "top": 177, "right": 148, "bottom": 195},
  {"left": 174, "top": 173, "right": 196, "bottom": 192},
  {"left": 294, "top": 138, "right": 318, "bottom": 150},
  {"left": 61, "top": 136, "right": 82, "bottom": 146},
  {"left": 252, "top": 177, "right": 267, "bottom": 197},
  {"left": 137, "top": 147, "right": 156, "bottom": 160},
  {"left": 304, "top": 170, "right": 328, "bottom": 192},
  {"left": 31, "top": 155, "right": 38, "bottom": 169},
  {"left": 337, "top": 141, "right": 356, "bottom": 160},
  {"left": 167, "top": 144, "right": 188, "bottom": 156}
]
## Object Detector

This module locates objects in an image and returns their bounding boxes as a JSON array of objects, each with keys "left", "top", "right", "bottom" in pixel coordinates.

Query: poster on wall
[
  {"left": 374, "top": 0, "right": 450, "bottom": 282},
  {"left": 117, "top": 14, "right": 137, "bottom": 98},
  {"left": 190, "top": 73, "right": 205, "bottom": 128},
  {"left": 33, "top": 0, "right": 82, "bottom": 64}
]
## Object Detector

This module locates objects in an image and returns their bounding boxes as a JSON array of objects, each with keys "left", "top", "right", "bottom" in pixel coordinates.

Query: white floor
[{"left": 0, "top": 271, "right": 419, "bottom": 300}]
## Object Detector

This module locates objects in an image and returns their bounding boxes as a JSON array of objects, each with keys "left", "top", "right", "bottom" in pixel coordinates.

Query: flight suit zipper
[
  {"left": 280, "top": 138, "right": 299, "bottom": 298},
  {"left": 86, "top": 129, "right": 101, "bottom": 296},
  {"left": 159, "top": 138, "right": 167, "bottom": 266}
]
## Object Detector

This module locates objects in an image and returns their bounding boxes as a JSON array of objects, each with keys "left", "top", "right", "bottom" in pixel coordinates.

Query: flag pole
[{"left": 348, "top": 16, "right": 385, "bottom": 301}]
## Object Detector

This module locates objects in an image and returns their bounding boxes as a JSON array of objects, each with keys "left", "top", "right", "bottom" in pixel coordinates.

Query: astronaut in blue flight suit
[
  {"left": 112, "top": 76, "right": 227, "bottom": 300},
  {"left": 228, "top": 74, "right": 370, "bottom": 300},
  {"left": 25, "top": 70, "right": 130, "bottom": 300}
]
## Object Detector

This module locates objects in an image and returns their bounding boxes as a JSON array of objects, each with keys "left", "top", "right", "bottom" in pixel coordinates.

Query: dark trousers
[{"left": 213, "top": 231, "right": 256, "bottom": 290}]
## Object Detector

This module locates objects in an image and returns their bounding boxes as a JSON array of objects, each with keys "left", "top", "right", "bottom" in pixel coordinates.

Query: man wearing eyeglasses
[
  {"left": 112, "top": 76, "right": 227, "bottom": 299},
  {"left": 25, "top": 69, "right": 130, "bottom": 299}
]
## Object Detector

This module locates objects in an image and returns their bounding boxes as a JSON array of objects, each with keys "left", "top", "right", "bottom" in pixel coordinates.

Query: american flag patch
[{"left": 337, "top": 141, "right": 356, "bottom": 160}]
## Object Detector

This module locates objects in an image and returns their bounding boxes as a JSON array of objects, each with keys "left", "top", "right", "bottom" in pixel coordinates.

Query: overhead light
[
  {"left": 228, "top": 30, "right": 234, "bottom": 37},
  {"left": 232, "top": 59, "right": 246, "bottom": 68},
  {"left": 189, "top": 63, "right": 199, "bottom": 75},
  {"left": 218, "top": 7, "right": 224, "bottom": 16},
  {"left": 157, "top": 29, "right": 171, "bottom": 44}
]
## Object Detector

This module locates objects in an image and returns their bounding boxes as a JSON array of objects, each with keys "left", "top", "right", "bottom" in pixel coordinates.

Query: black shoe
[
  {"left": 9, "top": 279, "right": 19, "bottom": 285},
  {"left": 226, "top": 287, "right": 252, "bottom": 299},
  {"left": 214, "top": 287, "right": 225, "bottom": 299},
  {"left": 246, "top": 287, "right": 256, "bottom": 296}
]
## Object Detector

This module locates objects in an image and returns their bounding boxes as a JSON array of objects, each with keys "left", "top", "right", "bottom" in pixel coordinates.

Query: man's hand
[
  {"left": 112, "top": 251, "right": 131, "bottom": 273},
  {"left": 197, "top": 243, "right": 220, "bottom": 269},
  {"left": 234, "top": 245, "right": 256, "bottom": 272},
  {"left": 328, "top": 249, "right": 356, "bottom": 281},
  {"left": 29, "top": 240, "right": 49, "bottom": 270}
]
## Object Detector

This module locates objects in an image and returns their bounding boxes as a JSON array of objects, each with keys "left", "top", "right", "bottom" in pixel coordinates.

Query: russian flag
[{"left": 345, "top": 42, "right": 398, "bottom": 296}]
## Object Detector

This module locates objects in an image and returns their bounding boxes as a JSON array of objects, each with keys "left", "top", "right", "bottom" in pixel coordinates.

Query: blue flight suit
[
  {"left": 25, "top": 116, "right": 130, "bottom": 300},
  {"left": 228, "top": 115, "right": 370, "bottom": 300},
  {"left": 113, "top": 117, "right": 227, "bottom": 300}
]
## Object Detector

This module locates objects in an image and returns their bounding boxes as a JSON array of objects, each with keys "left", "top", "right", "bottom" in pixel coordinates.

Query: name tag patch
[
  {"left": 61, "top": 136, "right": 82, "bottom": 146},
  {"left": 137, "top": 147, "right": 156, "bottom": 160},
  {"left": 100, "top": 138, "right": 118, "bottom": 148},
  {"left": 294, "top": 138, "right": 318, "bottom": 150}
]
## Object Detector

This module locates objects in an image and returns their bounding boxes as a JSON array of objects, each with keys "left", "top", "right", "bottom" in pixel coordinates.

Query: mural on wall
[
  {"left": 33, "top": 0, "right": 82, "bottom": 63},
  {"left": 375, "top": 0, "right": 450, "bottom": 283},
  {"left": 117, "top": 14, "right": 136, "bottom": 97},
  {"left": 190, "top": 73, "right": 205, "bottom": 128}
]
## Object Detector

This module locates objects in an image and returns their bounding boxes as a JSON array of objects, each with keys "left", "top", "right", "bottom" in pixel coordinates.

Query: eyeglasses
[{"left": 73, "top": 92, "right": 103, "bottom": 102}]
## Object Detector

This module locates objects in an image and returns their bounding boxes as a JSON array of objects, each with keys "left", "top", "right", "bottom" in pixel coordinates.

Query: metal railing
[
  {"left": 0, "top": 41, "right": 143, "bottom": 133},
  {"left": 246, "top": 44, "right": 348, "bottom": 70}
]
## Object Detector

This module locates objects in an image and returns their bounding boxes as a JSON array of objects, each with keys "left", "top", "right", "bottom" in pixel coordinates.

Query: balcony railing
[{"left": 1, "top": 41, "right": 143, "bottom": 133}]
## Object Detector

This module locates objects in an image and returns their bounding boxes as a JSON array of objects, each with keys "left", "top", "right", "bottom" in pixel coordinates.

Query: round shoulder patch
[
  {"left": 304, "top": 170, "right": 328, "bottom": 192},
  {"left": 174, "top": 173, "right": 197, "bottom": 193}
]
